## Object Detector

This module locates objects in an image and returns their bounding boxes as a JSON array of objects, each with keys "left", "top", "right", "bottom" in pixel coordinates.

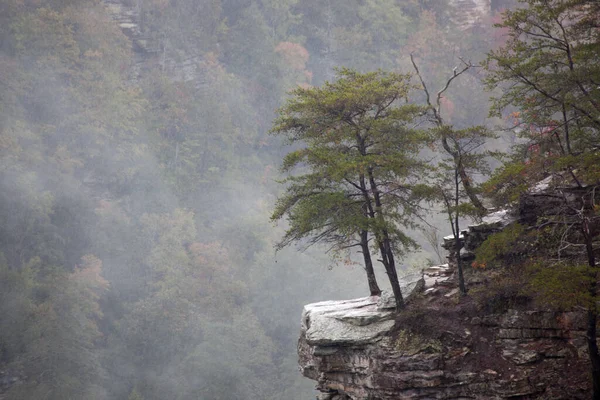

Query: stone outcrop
[
  {"left": 301, "top": 277, "right": 426, "bottom": 349},
  {"left": 299, "top": 210, "right": 595, "bottom": 399},
  {"left": 442, "top": 208, "right": 516, "bottom": 267},
  {"left": 102, "top": 0, "right": 207, "bottom": 85},
  {"left": 449, "top": 0, "right": 491, "bottom": 30},
  {"left": 299, "top": 282, "right": 593, "bottom": 399},
  {"left": 301, "top": 297, "right": 396, "bottom": 348}
]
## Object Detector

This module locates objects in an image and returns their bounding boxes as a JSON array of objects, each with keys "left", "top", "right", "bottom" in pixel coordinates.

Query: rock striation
[{"left": 299, "top": 227, "right": 595, "bottom": 399}]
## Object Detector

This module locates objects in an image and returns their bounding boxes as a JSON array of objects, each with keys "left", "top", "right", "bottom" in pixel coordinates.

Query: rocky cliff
[
  {"left": 449, "top": 0, "right": 491, "bottom": 30},
  {"left": 298, "top": 212, "right": 596, "bottom": 399},
  {"left": 299, "top": 274, "right": 593, "bottom": 399},
  {"left": 102, "top": 0, "right": 494, "bottom": 87},
  {"left": 103, "top": 0, "right": 207, "bottom": 85}
]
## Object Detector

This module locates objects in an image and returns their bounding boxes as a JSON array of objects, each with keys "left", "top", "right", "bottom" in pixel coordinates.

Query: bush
[
  {"left": 473, "top": 223, "right": 527, "bottom": 268},
  {"left": 471, "top": 271, "right": 531, "bottom": 313}
]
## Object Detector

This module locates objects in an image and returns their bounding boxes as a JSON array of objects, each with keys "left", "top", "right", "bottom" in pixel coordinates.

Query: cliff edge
[{"left": 298, "top": 214, "right": 595, "bottom": 399}]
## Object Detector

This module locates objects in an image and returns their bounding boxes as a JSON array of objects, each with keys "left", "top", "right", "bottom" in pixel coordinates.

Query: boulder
[{"left": 302, "top": 297, "right": 395, "bottom": 347}]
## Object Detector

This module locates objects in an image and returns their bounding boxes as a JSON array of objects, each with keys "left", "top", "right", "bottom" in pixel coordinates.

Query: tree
[
  {"left": 411, "top": 55, "right": 494, "bottom": 295},
  {"left": 292, "top": 0, "right": 411, "bottom": 82},
  {"left": 483, "top": 1, "right": 600, "bottom": 397},
  {"left": 272, "top": 179, "right": 382, "bottom": 295},
  {"left": 411, "top": 55, "right": 488, "bottom": 215},
  {"left": 485, "top": 0, "right": 600, "bottom": 157},
  {"left": 271, "top": 68, "right": 430, "bottom": 310},
  {"left": 434, "top": 126, "right": 495, "bottom": 295},
  {"left": 259, "top": 0, "right": 301, "bottom": 43},
  {"left": 1, "top": 255, "right": 109, "bottom": 400}
]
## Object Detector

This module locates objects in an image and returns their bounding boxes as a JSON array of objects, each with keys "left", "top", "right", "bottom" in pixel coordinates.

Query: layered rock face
[
  {"left": 299, "top": 263, "right": 593, "bottom": 399},
  {"left": 103, "top": 0, "right": 206, "bottom": 85},
  {"left": 442, "top": 208, "right": 516, "bottom": 267},
  {"left": 449, "top": 0, "right": 491, "bottom": 30}
]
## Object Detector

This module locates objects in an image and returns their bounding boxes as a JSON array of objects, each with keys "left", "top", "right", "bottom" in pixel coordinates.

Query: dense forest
[{"left": 3, "top": 0, "right": 599, "bottom": 399}]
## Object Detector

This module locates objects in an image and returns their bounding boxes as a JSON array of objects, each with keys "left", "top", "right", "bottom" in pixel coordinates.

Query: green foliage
[
  {"left": 527, "top": 261, "right": 596, "bottom": 311},
  {"left": 470, "top": 271, "right": 531, "bottom": 313},
  {"left": 474, "top": 223, "right": 526, "bottom": 268},
  {"left": 554, "top": 152, "right": 600, "bottom": 184},
  {"left": 0, "top": 0, "right": 523, "bottom": 398},
  {"left": 479, "top": 12, "right": 600, "bottom": 385},
  {"left": 1, "top": 256, "right": 109, "bottom": 400},
  {"left": 484, "top": 0, "right": 600, "bottom": 188},
  {"left": 271, "top": 68, "right": 434, "bottom": 308},
  {"left": 292, "top": 0, "right": 411, "bottom": 80},
  {"left": 271, "top": 68, "right": 430, "bottom": 259},
  {"left": 0, "top": 253, "right": 34, "bottom": 362},
  {"left": 482, "top": 160, "right": 528, "bottom": 206},
  {"left": 259, "top": 0, "right": 302, "bottom": 43}
]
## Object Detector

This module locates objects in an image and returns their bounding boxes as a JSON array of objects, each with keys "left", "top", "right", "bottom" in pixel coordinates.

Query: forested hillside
[{"left": 0, "top": 0, "right": 516, "bottom": 398}]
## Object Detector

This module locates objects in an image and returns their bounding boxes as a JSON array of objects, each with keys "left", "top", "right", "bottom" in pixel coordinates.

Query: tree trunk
[
  {"left": 360, "top": 229, "right": 381, "bottom": 296},
  {"left": 587, "top": 308, "right": 600, "bottom": 400},
  {"left": 454, "top": 168, "right": 467, "bottom": 295},
  {"left": 356, "top": 134, "right": 404, "bottom": 310},
  {"left": 441, "top": 133, "right": 486, "bottom": 216},
  {"left": 583, "top": 221, "right": 600, "bottom": 400},
  {"left": 455, "top": 229, "right": 466, "bottom": 295},
  {"left": 383, "top": 237, "right": 404, "bottom": 311},
  {"left": 457, "top": 162, "right": 485, "bottom": 216},
  {"left": 367, "top": 168, "right": 404, "bottom": 311},
  {"left": 357, "top": 173, "right": 382, "bottom": 296}
]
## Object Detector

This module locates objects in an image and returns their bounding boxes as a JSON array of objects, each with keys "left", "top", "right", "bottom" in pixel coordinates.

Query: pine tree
[{"left": 271, "top": 68, "right": 431, "bottom": 310}]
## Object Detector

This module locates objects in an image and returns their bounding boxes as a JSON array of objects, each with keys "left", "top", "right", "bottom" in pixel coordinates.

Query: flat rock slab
[
  {"left": 302, "top": 272, "right": 432, "bottom": 346},
  {"left": 301, "top": 268, "right": 447, "bottom": 347},
  {"left": 302, "top": 297, "right": 395, "bottom": 346}
]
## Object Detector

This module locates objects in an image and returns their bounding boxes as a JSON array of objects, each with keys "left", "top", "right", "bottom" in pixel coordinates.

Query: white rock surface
[
  {"left": 302, "top": 296, "right": 395, "bottom": 346},
  {"left": 482, "top": 209, "right": 514, "bottom": 226},
  {"left": 530, "top": 175, "right": 552, "bottom": 193},
  {"left": 423, "top": 264, "right": 451, "bottom": 285},
  {"left": 301, "top": 267, "right": 452, "bottom": 347}
]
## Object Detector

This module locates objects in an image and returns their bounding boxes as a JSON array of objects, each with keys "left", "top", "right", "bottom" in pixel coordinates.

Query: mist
[{"left": 0, "top": 0, "right": 517, "bottom": 398}]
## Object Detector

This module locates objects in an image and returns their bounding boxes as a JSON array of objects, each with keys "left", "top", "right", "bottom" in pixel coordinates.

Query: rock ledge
[{"left": 298, "top": 264, "right": 593, "bottom": 399}]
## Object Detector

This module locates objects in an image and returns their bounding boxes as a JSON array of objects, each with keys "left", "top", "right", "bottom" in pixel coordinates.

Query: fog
[{"left": 0, "top": 0, "right": 515, "bottom": 398}]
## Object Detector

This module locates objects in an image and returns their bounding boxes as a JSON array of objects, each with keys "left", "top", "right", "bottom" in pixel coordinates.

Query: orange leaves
[
  {"left": 188, "top": 241, "right": 232, "bottom": 283},
  {"left": 275, "top": 41, "right": 309, "bottom": 71},
  {"left": 275, "top": 41, "right": 313, "bottom": 87},
  {"left": 188, "top": 241, "right": 230, "bottom": 268},
  {"left": 508, "top": 111, "right": 521, "bottom": 126}
]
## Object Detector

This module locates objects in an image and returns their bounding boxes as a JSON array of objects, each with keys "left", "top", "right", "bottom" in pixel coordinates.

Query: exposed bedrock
[{"left": 299, "top": 264, "right": 594, "bottom": 399}]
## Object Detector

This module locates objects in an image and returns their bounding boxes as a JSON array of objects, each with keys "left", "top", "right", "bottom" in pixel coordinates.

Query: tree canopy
[
  {"left": 271, "top": 69, "right": 431, "bottom": 310},
  {"left": 485, "top": 0, "right": 600, "bottom": 188}
]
